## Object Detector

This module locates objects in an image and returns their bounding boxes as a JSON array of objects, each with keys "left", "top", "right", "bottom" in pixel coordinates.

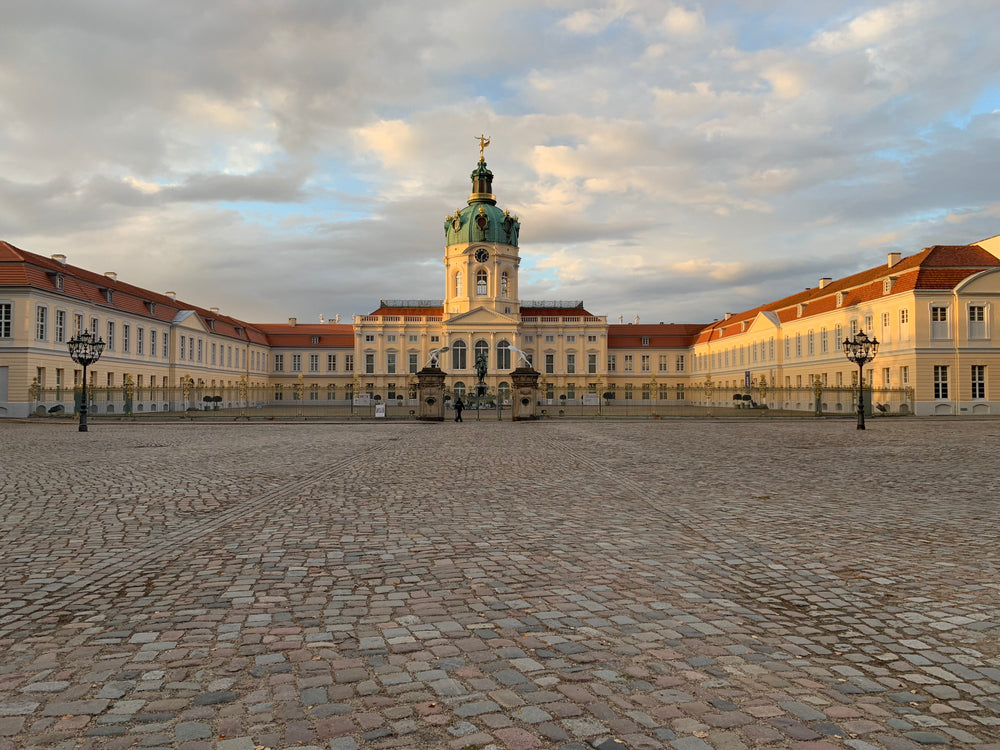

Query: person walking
[{"left": 454, "top": 397, "right": 464, "bottom": 422}]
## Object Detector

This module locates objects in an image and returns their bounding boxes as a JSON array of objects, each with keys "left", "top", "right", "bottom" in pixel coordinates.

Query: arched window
[
  {"left": 453, "top": 381, "right": 466, "bottom": 397},
  {"left": 455, "top": 270, "right": 463, "bottom": 297},
  {"left": 474, "top": 339, "right": 489, "bottom": 370},
  {"left": 476, "top": 269, "right": 487, "bottom": 295},
  {"left": 451, "top": 340, "right": 467, "bottom": 370},
  {"left": 498, "top": 382, "right": 511, "bottom": 401},
  {"left": 496, "top": 339, "right": 511, "bottom": 370},
  {"left": 501, "top": 271, "right": 509, "bottom": 298}
]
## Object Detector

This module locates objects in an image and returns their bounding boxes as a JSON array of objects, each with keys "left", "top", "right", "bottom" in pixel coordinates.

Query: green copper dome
[{"left": 444, "top": 158, "right": 520, "bottom": 247}]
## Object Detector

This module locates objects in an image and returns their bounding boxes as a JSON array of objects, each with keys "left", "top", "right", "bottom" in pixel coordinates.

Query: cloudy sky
[{"left": 3, "top": 1, "right": 1000, "bottom": 325}]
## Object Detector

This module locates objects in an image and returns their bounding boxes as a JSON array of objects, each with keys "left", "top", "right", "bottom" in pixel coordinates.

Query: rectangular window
[
  {"left": 149, "top": 329, "right": 158, "bottom": 357},
  {"left": 566, "top": 353, "right": 576, "bottom": 374},
  {"left": 588, "top": 353, "right": 598, "bottom": 374},
  {"left": 933, "top": 365, "right": 948, "bottom": 399},
  {"left": 544, "top": 335, "right": 555, "bottom": 343},
  {"left": 345, "top": 354, "right": 355, "bottom": 372},
  {"left": 2, "top": 303, "right": 15, "bottom": 338},
  {"left": 658, "top": 354, "right": 668, "bottom": 372},
  {"left": 784, "top": 338, "right": 791, "bottom": 358},
  {"left": 641, "top": 336, "right": 650, "bottom": 346},
  {"left": 624, "top": 384, "right": 633, "bottom": 400},
  {"left": 969, "top": 305, "right": 986, "bottom": 339},
  {"left": 274, "top": 354, "right": 284, "bottom": 372},
  {"left": 972, "top": 365, "right": 986, "bottom": 399},
  {"left": 607, "top": 354, "right": 617, "bottom": 372},
  {"left": 640, "top": 354, "right": 650, "bottom": 372},
  {"left": 807, "top": 331, "right": 814, "bottom": 356},
  {"left": 162, "top": 331, "right": 168, "bottom": 358},
  {"left": 566, "top": 335, "right": 576, "bottom": 343},
  {"left": 901, "top": 366, "right": 909, "bottom": 385},
  {"left": 387, "top": 352, "right": 397, "bottom": 374},
  {"left": 409, "top": 353, "right": 419, "bottom": 373},
  {"left": 900, "top": 308, "right": 909, "bottom": 324},
  {"left": 105, "top": 322, "right": 115, "bottom": 351},
  {"left": 72, "top": 312, "right": 84, "bottom": 335},
  {"left": 365, "top": 334, "right": 375, "bottom": 342},
  {"left": 675, "top": 354, "right": 685, "bottom": 372},
  {"left": 931, "top": 306, "right": 949, "bottom": 339},
  {"left": 882, "top": 367, "right": 890, "bottom": 387},
  {"left": 624, "top": 354, "right": 634, "bottom": 372},
  {"left": 210, "top": 342, "right": 217, "bottom": 365},
  {"left": 309, "top": 354, "right": 319, "bottom": 372},
  {"left": 587, "top": 335, "right": 597, "bottom": 343},
  {"left": 137, "top": 327, "right": 144, "bottom": 355},
  {"left": 834, "top": 325, "right": 843, "bottom": 351},
  {"left": 544, "top": 353, "right": 554, "bottom": 374},
  {"left": 386, "top": 334, "right": 397, "bottom": 343},
  {"left": 35, "top": 306, "right": 48, "bottom": 340},
  {"left": 291, "top": 354, "right": 301, "bottom": 372},
  {"left": 55, "top": 310, "right": 66, "bottom": 343},
  {"left": 864, "top": 315, "right": 873, "bottom": 331},
  {"left": 408, "top": 335, "right": 418, "bottom": 343},
  {"left": 123, "top": 324, "right": 131, "bottom": 353},
  {"left": 820, "top": 328, "right": 828, "bottom": 354},
  {"left": 365, "top": 353, "right": 375, "bottom": 374},
  {"left": 327, "top": 354, "right": 337, "bottom": 371}
]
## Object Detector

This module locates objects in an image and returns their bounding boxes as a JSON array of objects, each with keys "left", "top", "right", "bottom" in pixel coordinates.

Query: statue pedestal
[
  {"left": 417, "top": 367, "right": 446, "bottom": 421},
  {"left": 510, "top": 367, "right": 540, "bottom": 421}
]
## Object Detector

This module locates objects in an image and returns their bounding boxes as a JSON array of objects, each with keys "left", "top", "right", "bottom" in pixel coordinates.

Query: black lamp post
[
  {"left": 67, "top": 330, "right": 106, "bottom": 432},
  {"left": 842, "top": 329, "right": 879, "bottom": 430}
]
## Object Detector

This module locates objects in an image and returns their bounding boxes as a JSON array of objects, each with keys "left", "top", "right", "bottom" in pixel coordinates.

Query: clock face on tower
[{"left": 474, "top": 248, "right": 489, "bottom": 263}]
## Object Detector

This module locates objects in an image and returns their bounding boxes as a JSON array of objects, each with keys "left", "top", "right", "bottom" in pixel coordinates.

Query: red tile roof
[
  {"left": 608, "top": 323, "right": 704, "bottom": 349},
  {"left": 521, "top": 307, "right": 596, "bottom": 317},
  {"left": 367, "top": 306, "right": 443, "bottom": 317},
  {"left": 0, "top": 240, "right": 266, "bottom": 342}
]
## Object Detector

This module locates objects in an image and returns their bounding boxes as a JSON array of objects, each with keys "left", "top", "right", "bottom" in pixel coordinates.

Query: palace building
[{"left": 3, "top": 147, "right": 1000, "bottom": 419}]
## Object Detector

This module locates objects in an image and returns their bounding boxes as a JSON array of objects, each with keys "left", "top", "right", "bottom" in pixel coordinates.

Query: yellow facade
[{"left": 3, "top": 153, "right": 1000, "bottom": 419}]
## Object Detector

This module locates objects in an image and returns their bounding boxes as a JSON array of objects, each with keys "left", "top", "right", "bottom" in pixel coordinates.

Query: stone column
[
  {"left": 417, "top": 367, "right": 446, "bottom": 421},
  {"left": 511, "top": 367, "right": 540, "bottom": 421}
]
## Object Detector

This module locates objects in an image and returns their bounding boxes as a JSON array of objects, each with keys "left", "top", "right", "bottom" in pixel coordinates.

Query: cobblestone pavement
[{"left": 1, "top": 419, "right": 998, "bottom": 750}]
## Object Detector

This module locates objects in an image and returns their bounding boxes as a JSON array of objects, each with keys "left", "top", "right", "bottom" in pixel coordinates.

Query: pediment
[
  {"left": 746, "top": 310, "right": 780, "bottom": 332},
  {"left": 444, "top": 306, "right": 519, "bottom": 328}
]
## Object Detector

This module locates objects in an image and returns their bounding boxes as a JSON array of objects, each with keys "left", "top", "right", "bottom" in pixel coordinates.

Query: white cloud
[{"left": 662, "top": 5, "right": 705, "bottom": 37}]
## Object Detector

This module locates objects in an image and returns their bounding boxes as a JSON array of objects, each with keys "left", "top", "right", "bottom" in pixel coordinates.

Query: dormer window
[
  {"left": 207, "top": 319, "right": 216, "bottom": 331},
  {"left": 311, "top": 336, "right": 320, "bottom": 345},
  {"left": 51, "top": 273, "right": 65, "bottom": 291},
  {"left": 836, "top": 292, "right": 845, "bottom": 307},
  {"left": 796, "top": 303, "right": 806, "bottom": 318},
  {"left": 147, "top": 301, "right": 156, "bottom": 315},
  {"left": 641, "top": 337, "right": 650, "bottom": 346},
  {"left": 883, "top": 277, "right": 896, "bottom": 295},
  {"left": 104, "top": 289, "right": 113, "bottom": 304}
]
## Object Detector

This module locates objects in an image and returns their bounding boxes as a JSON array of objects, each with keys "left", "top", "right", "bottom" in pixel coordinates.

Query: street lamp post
[
  {"left": 842, "top": 329, "right": 879, "bottom": 430},
  {"left": 67, "top": 330, "right": 106, "bottom": 432}
]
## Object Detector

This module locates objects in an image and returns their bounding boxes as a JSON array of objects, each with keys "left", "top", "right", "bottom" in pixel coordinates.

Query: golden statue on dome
[{"left": 476, "top": 134, "right": 490, "bottom": 159}]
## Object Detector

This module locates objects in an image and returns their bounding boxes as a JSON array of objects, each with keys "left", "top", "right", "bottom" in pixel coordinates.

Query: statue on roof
[{"left": 476, "top": 134, "right": 490, "bottom": 159}]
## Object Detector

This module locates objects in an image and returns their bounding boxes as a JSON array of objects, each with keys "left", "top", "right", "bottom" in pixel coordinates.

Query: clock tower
[{"left": 442, "top": 141, "right": 521, "bottom": 319}]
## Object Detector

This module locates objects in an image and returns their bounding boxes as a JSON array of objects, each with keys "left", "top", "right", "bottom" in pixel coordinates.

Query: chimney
[
  {"left": 288, "top": 317, "right": 297, "bottom": 326},
  {"left": 818, "top": 277, "right": 832, "bottom": 289},
  {"left": 165, "top": 291, "right": 176, "bottom": 300},
  {"left": 319, "top": 314, "right": 325, "bottom": 324},
  {"left": 724, "top": 312, "right": 732, "bottom": 320},
  {"left": 210, "top": 307, "right": 219, "bottom": 314},
  {"left": 51, "top": 254, "right": 67, "bottom": 265},
  {"left": 104, "top": 271, "right": 117, "bottom": 281},
  {"left": 888, "top": 252, "right": 901, "bottom": 268}
]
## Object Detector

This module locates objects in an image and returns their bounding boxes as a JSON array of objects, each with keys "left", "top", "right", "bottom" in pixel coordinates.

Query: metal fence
[{"left": 26, "top": 382, "right": 916, "bottom": 420}]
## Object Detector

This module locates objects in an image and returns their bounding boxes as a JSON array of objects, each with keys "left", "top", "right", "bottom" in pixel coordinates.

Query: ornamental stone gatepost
[
  {"left": 417, "top": 366, "right": 446, "bottom": 421},
  {"left": 511, "top": 367, "right": 540, "bottom": 421}
]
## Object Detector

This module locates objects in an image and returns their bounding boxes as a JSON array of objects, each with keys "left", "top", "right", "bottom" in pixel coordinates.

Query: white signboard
[
  {"left": 582, "top": 393, "right": 600, "bottom": 406},
  {"left": 353, "top": 394, "right": 371, "bottom": 406},
  {"left": 374, "top": 403, "right": 386, "bottom": 418}
]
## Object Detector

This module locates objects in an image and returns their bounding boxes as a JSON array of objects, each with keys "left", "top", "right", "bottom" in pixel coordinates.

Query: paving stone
[{"left": 1, "top": 423, "right": 998, "bottom": 750}]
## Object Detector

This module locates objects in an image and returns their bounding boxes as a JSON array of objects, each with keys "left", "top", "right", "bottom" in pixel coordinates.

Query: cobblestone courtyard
[{"left": 1, "top": 419, "right": 998, "bottom": 750}]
